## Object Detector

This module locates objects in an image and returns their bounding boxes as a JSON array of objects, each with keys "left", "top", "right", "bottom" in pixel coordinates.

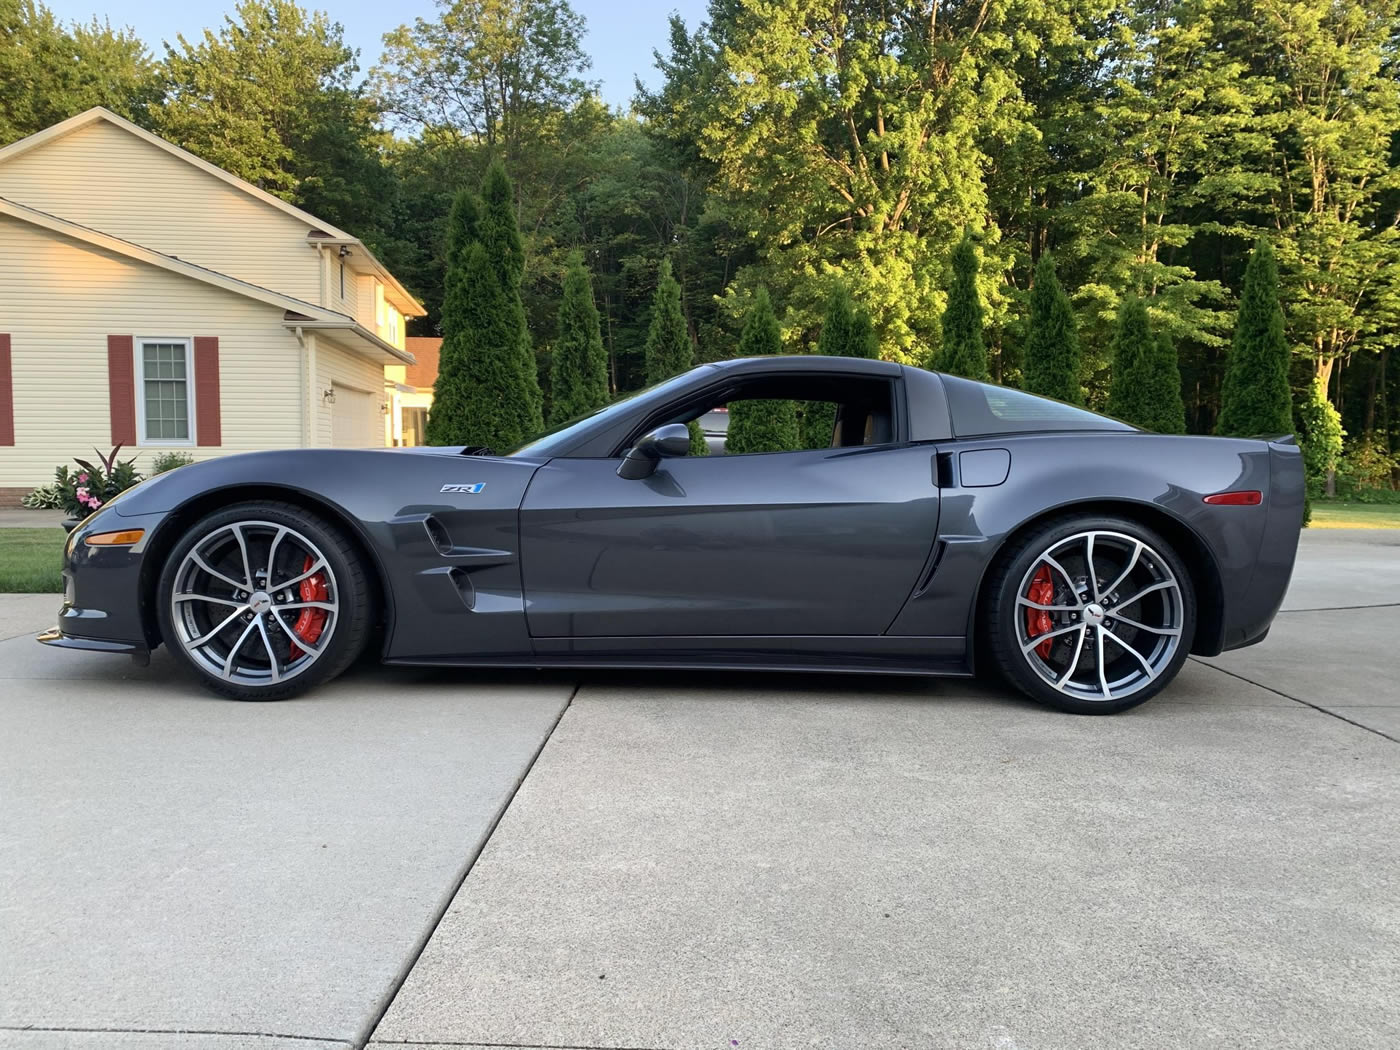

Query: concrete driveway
[{"left": 2, "top": 529, "right": 1397, "bottom": 1050}]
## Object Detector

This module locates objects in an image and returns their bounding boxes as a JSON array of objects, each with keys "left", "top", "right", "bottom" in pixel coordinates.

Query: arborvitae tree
[
  {"left": 478, "top": 160, "right": 543, "bottom": 438},
  {"left": 425, "top": 167, "right": 543, "bottom": 451},
  {"left": 424, "top": 189, "right": 481, "bottom": 446},
  {"left": 643, "top": 257, "right": 707, "bottom": 454},
  {"left": 1107, "top": 295, "right": 1153, "bottom": 424},
  {"left": 549, "top": 251, "right": 609, "bottom": 424},
  {"left": 801, "top": 286, "right": 878, "bottom": 448},
  {"left": 726, "top": 288, "right": 800, "bottom": 454},
  {"left": 1023, "top": 253, "right": 1083, "bottom": 404},
  {"left": 1137, "top": 333, "right": 1187, "bottom": 433},
  {"left": 938, "top": 233, "right": 988, "bottom": 380},
  {"left": 1217, "top": 239, "right": 1294, "bottom": 437}
]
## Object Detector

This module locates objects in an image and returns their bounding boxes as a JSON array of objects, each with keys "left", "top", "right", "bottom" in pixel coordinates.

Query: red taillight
[{"left": 1203, "top": 490, "right": 1262, "bottom": 506}]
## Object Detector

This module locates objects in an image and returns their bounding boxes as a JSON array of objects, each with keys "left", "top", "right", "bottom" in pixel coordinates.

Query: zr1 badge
[{"left": 441, "top": 483, "right": 486, "bottom": 494}]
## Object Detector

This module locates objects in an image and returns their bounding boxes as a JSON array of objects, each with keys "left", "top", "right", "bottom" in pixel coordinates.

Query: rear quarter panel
[{"left": 887, "top": 432, "right": 1285, "bottom": 657}]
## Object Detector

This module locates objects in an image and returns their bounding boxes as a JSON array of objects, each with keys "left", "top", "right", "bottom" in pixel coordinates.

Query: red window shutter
[
  {"left": 193, "top": 336, "right": 221, "bottom": 447},
  {"left": 107, "top": 335, "right": 136, "bottom": 446},
  {"left": 0, "top": 334, "right": 13, "bottom": 446}
]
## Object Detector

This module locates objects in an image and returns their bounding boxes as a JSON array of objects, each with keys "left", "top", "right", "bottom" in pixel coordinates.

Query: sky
[{"left": 46, "top": 0, "right": 709, "bottom": 110}]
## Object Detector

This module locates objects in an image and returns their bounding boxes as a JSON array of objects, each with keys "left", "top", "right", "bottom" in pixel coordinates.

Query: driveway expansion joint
[
  {"left": 1278, "top": 602, "right": 1400, "bottom": 613},
  {"left": 0, "top": 1025, "right": 348, "bottom": 1044},
  {"left": 369, "top": 1042, "right": 675, "bottom": 1050},
  {"left": 1190, "top": 656, "right": 1400, "bottom": 743},
  {"left": 355, "top": 682, "right": 581, "bottom": 1050}
]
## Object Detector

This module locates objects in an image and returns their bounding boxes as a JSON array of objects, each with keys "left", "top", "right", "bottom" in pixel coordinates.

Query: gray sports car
[{"left": 40, "top": 355, "right": 1304, "bottom": 714}]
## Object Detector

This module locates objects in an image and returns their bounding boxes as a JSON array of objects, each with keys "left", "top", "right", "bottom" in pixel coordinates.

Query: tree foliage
[
  {"left": 158, "top": 0, "right": 390, "bottom": 240},
  {"left": 0, "top": 0, "right": 159, "bottom": 144},
  {"left": 939, "top": 234, "right": 989, "bottom": 380},
  {"left": 801, "top": 286, "right": 877, "bottom": 447},
  {"left": 643, "top": 258, "right": 691, "bottom": 384},
  {"left": 726, "top": 288, "right": 800, "bottom": 454},
  {"left": 1217, "top": 239, "right": 1294, "bottom": 437},
  {"left": 641, "top": 256, "right": 707, "bottom": 454},
  {"left": 1023, "top": 253, "right": 1082, "bottom": 404},
  {"left": 1107, "top": 296, "right": 1152, "bottom": 424},
  {"left": 548, "top": 251, "right": 607, "bottom": 424},
  {"left": 425, "top": 165, "right": 543, "bottom": 449}
]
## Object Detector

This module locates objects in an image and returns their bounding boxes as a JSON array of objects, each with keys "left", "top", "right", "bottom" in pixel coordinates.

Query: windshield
[{"left": 507, "top": 370, "right": 704, "bottom": 457}]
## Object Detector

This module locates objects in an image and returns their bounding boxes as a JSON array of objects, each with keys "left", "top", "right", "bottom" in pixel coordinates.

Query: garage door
[{"left": 331, "top": 385, "right": 376, "bottom": 448}]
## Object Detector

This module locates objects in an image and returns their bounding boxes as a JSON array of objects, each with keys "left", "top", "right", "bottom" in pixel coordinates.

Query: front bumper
[{"left": 39, "top": 507, "right": 167, "bottom": 657}]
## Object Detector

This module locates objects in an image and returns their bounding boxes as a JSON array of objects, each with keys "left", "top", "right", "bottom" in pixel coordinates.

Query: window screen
[{"left": 141, "top": 341, "right": 191, "bottom": 441}]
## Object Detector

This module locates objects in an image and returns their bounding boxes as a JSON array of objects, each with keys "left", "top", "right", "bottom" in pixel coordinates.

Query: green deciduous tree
[
  {"left": 939, "top": 234, "right": 989, "bottom": 380},
  {"left": 664, "top": 0, "right": 1042, "bottom": 364},
  {"left": 0, "top": 0, "right": 160, "bottom": 145},
  {"left": 158, "top": 0, "right": 389, "bottom": 239},
  {"left": 726, "top": 288, "right": 799, "bottom": 454},
  {"left": 1217, "top": 239, "right": 1294, "bottom": 437},
  {"left": 801, "top": 285, "right": 877, "bottom": 447},
  {"left": 1023, "top": 252, "right": 1082, "bottom": 404},
  {"left": 548, "top": 251, "right": 608, "bottom": 424}
]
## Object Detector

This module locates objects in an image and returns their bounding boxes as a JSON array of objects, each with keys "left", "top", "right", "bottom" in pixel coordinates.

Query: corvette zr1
[{"left": 40, "top": 355, "right": 1304, "bottom": 714}]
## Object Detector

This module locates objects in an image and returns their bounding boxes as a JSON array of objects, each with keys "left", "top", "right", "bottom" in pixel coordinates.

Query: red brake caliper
[
  {"left": 287, "top": 555, "right": 328, "bottom": 660},
  {"left": 1025, "top": 564, "right": 1056, "bottom": 659}
]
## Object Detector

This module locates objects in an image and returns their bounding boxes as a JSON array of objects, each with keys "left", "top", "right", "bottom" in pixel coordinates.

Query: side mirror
[{"left": 617, "top": 423, "right": 692, "bottom": 480}]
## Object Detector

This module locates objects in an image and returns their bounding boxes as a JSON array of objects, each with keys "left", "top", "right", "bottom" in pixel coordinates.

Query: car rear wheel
[
  {"left": 984, "top": 515, "right": 1196, "bottom": 714},
  {"left": 156, "top": 501, "right": 372, "bottom": 701}
]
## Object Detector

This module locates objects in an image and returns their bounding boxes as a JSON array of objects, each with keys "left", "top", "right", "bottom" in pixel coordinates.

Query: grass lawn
[
  {"left": 0, "top": 528, "right": 66, "bottom": 592},
  {"left": 1310, "top": 501, "right": 1400, "bottom": 529}
]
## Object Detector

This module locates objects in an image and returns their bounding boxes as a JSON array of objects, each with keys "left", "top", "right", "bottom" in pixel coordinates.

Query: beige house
[{"left": 0, "top": 107, "right": 426, "bottom": 506}]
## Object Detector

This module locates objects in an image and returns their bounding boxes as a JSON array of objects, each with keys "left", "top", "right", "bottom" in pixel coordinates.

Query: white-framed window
[{"left": 135, "top": 337, "right": 195, "bottom": 445}]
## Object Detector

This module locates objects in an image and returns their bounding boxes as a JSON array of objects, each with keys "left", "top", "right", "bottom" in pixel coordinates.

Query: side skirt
[{"left": 385, "top": 634, "right": 971, "bottom": 677}]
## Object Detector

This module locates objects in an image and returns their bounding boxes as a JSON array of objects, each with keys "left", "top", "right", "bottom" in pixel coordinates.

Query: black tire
[
  {"left": 156, "top": 500, "right": 373, "bottom": 701},
  {"left": 983, "top": 514, "right": 1196, "bottom": 714}
]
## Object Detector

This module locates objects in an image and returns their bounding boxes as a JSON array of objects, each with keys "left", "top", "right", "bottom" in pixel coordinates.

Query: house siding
[
  {"left": 314, "top": 335, "right": 386, "bottom": 448},
  {"left": 0, "top": 216, "right": 303, "bottom": 491},
  {"left": 0, "top": 121, "right": 323, "bottom": 307}
]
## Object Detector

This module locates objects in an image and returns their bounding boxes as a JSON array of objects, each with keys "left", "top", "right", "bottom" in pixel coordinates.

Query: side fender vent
[
  {"left": 449, "top": 566, "right": 476, "bottom": 610},
  {"left": 423, "top": 515, "right": 454, "bottom": 555}
]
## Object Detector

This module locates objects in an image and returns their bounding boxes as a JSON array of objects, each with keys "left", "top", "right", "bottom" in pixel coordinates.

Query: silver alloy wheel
[
  {"left": 170, "top": 520, "right": 339, "bottom": 686},
  {"left": 1014, "top": 529, "right": 1184, "bottom": 703}
]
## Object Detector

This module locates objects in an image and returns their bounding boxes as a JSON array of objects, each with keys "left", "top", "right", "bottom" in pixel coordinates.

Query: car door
[{"left": 518, "top": 443, "right": 940, "bottom": 638}]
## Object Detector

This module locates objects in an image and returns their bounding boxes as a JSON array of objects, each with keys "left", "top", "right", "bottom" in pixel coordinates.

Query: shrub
[
  {"left": 150, "top": 450, "right": 195, "bottom": 474},
  {"left": 21, "top": 483, "right": 64, "bottom": 509},
  {"left": 1336, "top": 433, "right": 1399, "bottom": 501},
  {"left": 52, "top": 446, "right": 143, "bottom": 518},
  {"left": 1297, "top": 378, "right": 1343, "bottom": 497}
]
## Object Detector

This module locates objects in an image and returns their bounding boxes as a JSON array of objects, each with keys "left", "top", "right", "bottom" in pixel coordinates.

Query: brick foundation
[{"left": 0, "top": 487, "right": 31, "bottom": 508}]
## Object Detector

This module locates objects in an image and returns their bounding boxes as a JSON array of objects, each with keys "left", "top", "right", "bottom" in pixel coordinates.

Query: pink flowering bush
[{"left": 52, "top": 447, "right": 143, "bottom": 519}]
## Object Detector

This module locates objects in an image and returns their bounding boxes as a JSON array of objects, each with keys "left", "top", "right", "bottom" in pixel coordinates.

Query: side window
[{"left": 681, "top": 376, "right": 895, "bottom": 456}]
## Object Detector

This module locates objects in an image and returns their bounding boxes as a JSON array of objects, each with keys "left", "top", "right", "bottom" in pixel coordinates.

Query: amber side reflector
[
  {"left": 1203, "top": 491, "right": 1262, "bottom": 506},
  {"left": 85, "top": 529, "right": 145, "bottom": 546}
]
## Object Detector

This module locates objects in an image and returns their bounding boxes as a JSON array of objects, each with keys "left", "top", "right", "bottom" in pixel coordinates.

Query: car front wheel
[
  {"left": 156, "top": 501, "right": 372, "bottom": 701},
  {"left": 984, "top": 515, "right": 1196, "bottom": 714}
]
